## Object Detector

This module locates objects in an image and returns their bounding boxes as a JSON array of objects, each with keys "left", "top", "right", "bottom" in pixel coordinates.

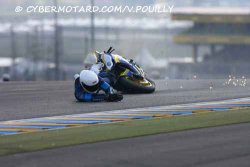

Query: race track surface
[
  {"left": 1, "top": 80, "right": 250, "bottom": 166},
  {"left": 1, "top": 79, "right": 250, "bottom": 121},
  {"left": 0, "top": 123, "right": 249, "bottom": 167}
]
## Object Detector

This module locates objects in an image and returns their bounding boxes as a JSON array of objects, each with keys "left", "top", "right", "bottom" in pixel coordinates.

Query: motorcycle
[{"left": 100, "top": 47, "right": 155, "bottom": 94}]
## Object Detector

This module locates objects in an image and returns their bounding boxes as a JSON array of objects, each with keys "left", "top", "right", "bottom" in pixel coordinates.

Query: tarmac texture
[
  {"left": 1, "top": 79, "right": 250, "bottom": 121},
  {"left": 0, "top": 79, "right": 250, "bottom": 167}
]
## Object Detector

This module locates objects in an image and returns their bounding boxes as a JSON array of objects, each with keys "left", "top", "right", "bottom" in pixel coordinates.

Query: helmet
[{"left": 79, "top": 70, "right": 99, "bottom": 93}]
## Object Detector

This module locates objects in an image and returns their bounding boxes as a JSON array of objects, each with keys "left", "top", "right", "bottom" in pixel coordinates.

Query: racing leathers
[{"left": 74, "top": 74, "right": 123, "bottom": 102}]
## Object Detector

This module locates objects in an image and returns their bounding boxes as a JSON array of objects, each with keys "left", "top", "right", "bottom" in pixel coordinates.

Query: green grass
[{"left": 0, "top": 109, "right": 250, "bottom": 156}]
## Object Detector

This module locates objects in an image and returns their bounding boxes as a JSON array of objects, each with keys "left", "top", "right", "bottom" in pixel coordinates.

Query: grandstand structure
[{"left": 169, "top": 7, "right": 250, "bottom": 78}]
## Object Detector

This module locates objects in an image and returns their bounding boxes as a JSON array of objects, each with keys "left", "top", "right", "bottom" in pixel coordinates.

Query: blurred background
[{"left": 0, "top": 0, "right": 250, "bottom": 81}]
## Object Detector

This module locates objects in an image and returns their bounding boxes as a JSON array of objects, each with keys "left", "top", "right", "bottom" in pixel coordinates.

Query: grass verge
[{"left": 0, "top": 109, "right": 250, "bottom": 156}]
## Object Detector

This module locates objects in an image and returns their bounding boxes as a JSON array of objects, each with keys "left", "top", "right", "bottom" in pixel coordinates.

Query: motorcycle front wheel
[{"left": 115, "top": 76, "right": 155, "bottom": 94}]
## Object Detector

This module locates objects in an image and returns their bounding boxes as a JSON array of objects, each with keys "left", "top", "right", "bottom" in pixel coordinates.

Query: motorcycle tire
[{"left": 115, "top": 77, "right": 155, "bottom": 94}]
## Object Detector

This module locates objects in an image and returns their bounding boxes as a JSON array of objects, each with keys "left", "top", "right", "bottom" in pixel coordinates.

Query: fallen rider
[{"left": 74, "top": 70, "right": 123, "bottom": 102}]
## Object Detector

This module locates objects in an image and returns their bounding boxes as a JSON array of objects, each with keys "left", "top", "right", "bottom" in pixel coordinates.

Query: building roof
[
  {"left": 174, "top": 35, "right": 250, "bottom": 45},
  {"left": 172, "top": 7, "right": 250, "bottom": 23},
  {"left": 173, "top": 7, "right": 250, "bottom": 15}
]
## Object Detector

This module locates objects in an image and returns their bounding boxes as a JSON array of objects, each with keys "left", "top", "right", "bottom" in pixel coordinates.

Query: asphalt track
[
  {"left": 0, "top": 79, "right": 250, "bottom": 166},
  {"left": 0, "top": 123, "right": 249, "bottom": 167},
  {"left": 1, "top": 79, "right": 250, "bottom": 121}
]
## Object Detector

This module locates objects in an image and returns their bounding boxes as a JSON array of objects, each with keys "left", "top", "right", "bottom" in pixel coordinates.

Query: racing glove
[{"left": 105, "top": 93, "right": 123, "bottom": 102}]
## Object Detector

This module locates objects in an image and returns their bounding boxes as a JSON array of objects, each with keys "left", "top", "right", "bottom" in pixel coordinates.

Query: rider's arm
[
  {"left": 99, "top": 77, "right": 123, "bottom": 102},
  {"left": 99, "top": 77, "right": 115, "bottom": 94}
]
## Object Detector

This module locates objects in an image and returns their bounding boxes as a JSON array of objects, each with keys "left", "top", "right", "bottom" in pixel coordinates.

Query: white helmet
[{"left": 79, "top": 70, "right": 99, "bottom": 92}]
